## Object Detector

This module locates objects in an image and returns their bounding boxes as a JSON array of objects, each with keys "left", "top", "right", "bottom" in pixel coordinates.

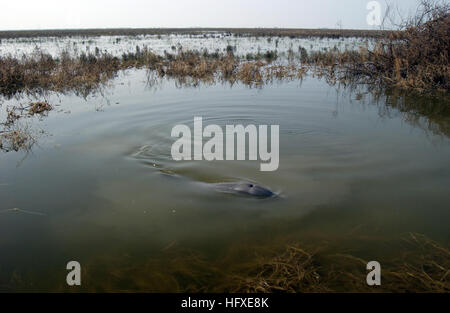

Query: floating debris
[
  {"left": 0, "top": 207, "right": 46, "bottom": 216},
  {"left": 28, "top": 101, "right": 52, "bottom": 115}
]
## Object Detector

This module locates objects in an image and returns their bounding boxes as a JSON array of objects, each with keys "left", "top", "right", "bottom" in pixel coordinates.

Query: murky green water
[{"left": 0, "top": 68, "right": 449, "bottom": 292}]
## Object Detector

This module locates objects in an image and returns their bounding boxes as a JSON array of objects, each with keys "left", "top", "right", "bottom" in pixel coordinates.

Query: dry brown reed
[{"left": 304, "top": 2, "right": 449, "bottom": 93}]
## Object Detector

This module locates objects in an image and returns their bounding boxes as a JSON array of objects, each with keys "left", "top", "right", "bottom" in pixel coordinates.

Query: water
[{"left": 0, "top": 68, "right": 449, "bottom": 291}]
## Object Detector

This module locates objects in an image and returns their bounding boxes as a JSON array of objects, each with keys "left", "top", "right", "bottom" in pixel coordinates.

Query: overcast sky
[{"left": 1, "top": 0, "right": 422, "bottom": 31}]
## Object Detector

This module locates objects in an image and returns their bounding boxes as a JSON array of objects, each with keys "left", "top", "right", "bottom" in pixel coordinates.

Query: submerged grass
[
  {"left": 229, "top": 233, "right": 449, "bottom": 293},
  {"left": 7, "top": 232, "right": 446, "bottom": 292},
  {"left": 231, "top": 245, "right": 326, "bottom": 292}
]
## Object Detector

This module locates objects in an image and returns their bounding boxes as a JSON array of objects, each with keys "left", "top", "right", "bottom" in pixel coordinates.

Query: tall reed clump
[
  {"left": 376, "top": 1, "right": 449, "bottom": 91},
  {"left": 305, "top": 1, "right": 449, "bottom": 93}
]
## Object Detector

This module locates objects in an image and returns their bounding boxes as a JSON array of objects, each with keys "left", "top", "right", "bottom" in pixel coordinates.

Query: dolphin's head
[{"left": 233, "top": 182, "right": 275, "bottom": 198}]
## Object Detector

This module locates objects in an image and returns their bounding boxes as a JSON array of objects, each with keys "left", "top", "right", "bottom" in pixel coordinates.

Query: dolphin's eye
[{"left": 249, "top": 184, "right": 254, "bottom": 188}]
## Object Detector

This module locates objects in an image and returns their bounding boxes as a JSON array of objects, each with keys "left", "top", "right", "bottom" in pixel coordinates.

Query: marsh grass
[
  {"left": 0, "top": 47, "right": 296, "bottom": 99},
  {"left": 0, "top": 50, "right": 120, "bottom": 98},
  {"left": 1, "top": 2, "right": 448, "bottom": 97}
]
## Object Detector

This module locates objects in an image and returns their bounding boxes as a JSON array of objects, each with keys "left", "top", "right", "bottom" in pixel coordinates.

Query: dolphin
[
  {"left": 207, "top": 181, "right": 277, "bottom": 198},
  {"left": 130, "top": 145, "right": 278, "bottom": 198}
]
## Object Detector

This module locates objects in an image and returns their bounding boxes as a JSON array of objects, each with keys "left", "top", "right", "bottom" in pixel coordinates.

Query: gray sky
[{"left": 1, "top": 0, "right": 422, "bottom": 31}]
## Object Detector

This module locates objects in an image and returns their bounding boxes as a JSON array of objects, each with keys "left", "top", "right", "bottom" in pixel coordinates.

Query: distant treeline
[{"left": 0, "top": 28, "right": 391, "bottom": 40}]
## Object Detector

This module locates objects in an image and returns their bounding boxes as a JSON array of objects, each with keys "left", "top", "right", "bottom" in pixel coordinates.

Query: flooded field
[
  {"left": 0, "top": 34, "right": 449, "bottom": 292},
  {"left": 0, "top": 33, "right": 373, "bottom": 58}
]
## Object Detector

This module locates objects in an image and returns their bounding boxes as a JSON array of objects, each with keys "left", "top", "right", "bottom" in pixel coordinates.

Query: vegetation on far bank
[
  {"left": 0, "top": 2, "right": 448, "bottom": 97},
  {"left": 0, "top": 27, "right": 390, "bottom": 40}
]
